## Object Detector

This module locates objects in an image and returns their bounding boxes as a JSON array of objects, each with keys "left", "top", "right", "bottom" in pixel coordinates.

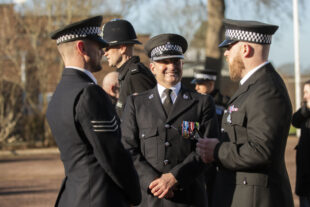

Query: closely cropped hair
[{"left": 305, "top": 80, "right": 310, "bottom": 85}]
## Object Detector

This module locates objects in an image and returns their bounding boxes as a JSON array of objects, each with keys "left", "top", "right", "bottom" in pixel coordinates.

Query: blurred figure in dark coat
[{"left": 292, "top": 80, "right": 310, "bottom": 207}]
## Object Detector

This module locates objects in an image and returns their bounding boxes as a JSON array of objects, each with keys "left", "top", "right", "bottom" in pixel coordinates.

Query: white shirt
[
  {"left": 67, "top": 66, "right": 97, "bottom": 84},
  {"left": 240, "top": 61, "right": 269, "bottom": 85},
  {"left": 157, "top": 82, "right": 181, "bottom": 104}
]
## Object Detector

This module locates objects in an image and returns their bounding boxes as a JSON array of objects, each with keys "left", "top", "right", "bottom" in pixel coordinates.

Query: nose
[
  {"left": 224, "top": 49, "right": 229, "bottom": 57},
  {"left": 195, "top": 84, "right": 199, "bottom": 91}
]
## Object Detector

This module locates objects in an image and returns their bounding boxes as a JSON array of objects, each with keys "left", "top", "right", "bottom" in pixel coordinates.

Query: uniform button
[
  {"left": 221, "top": 128, "right": 225, "bottom": 132},
  {"left": 141, "top": 133, "right": 145, "bottom": 138},
  {"left": 163, "top": 160, "right": 169, "bottom": 165},
  {"left": 243, "top": 177, "right": 247, "bottom": 185},
  {"left": 165, "top": 142, "right": 170, "bottom": 147},
  {"left": 165, "top": 124, "right": 170, "bottom": 129}
]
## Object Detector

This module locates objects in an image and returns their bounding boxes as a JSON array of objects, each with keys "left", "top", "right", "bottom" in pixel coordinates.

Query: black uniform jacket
[
  {"left": 292, "top": 104, "right": 310, "bottom": 197},
  {"left": 116, "top": 56, "right": 156, "bottom": 118},
  {"left": 121, "top": 85, "right": 219, "bottom": 207},
  {"left": 213, "top": 63, "right": 294, "bottom": 207},
  {"left": 46, "top": 68, "right": 141, "bottom": 207}
]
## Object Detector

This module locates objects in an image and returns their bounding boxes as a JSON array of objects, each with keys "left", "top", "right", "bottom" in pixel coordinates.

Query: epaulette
[{"left": 130, "top": 67, "right": 140, "bottom": 75}]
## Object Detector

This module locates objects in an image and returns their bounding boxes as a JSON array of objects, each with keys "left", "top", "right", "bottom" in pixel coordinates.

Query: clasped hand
[{"left": 149, "top": 173, "right": 177, "bottom": 199}]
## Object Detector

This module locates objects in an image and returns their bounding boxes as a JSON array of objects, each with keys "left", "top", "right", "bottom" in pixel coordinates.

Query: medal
[{"left": 182, "top": 121, "right": 200, "bottom": 140}]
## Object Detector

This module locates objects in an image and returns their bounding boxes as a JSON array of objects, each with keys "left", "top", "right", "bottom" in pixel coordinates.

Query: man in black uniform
[
  {"left": 121, "top": 33, "right": 219, "bottom": 207},
  {"left": 101, "top": 19, "right": 156, "bottom": 118},
  {"left": 46, "top": 16, "right": 141, "bottom": 207},
  {"left": 197, "top": 19, "right": 293, "bottom": 207}
]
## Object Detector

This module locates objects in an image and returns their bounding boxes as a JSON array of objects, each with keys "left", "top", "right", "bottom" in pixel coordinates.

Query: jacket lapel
[{"left": 167, "top": 87, "right": 197, "bottom": 123}]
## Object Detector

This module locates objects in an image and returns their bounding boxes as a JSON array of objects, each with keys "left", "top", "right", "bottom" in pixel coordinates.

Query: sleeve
[
  {"left": 121, "top": 95, "right": 160, "bottom": 192},
  {"left": 75, "top": 85, "right": 141, "bottom": 205},
  {"left": 215, "top": 82, "right": 292, "bottom": 170},
  {"left": 170, "top": 95, "right": 219, "bottom": 188}
]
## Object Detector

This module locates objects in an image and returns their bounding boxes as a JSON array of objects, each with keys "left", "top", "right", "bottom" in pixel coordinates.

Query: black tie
[{"left": 163, "top": 89, "right": 173, "bottom": 116}]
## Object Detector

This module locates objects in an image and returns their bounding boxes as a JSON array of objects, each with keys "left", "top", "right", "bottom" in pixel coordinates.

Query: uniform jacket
[
  {"left": 213, "top": 63, "right": 294, "bottom": 207},
  {"left": 292, "top": 104, "right": 310, "bottom": 197},
  {"left": 46, "top": 68, "right": 141, "bottom": 207},
  {"left": 121, "top": 85, "right": 219, "bottom": 207},
  {"left": 116, "top": 56, "right": 156, "bottom": 118}
]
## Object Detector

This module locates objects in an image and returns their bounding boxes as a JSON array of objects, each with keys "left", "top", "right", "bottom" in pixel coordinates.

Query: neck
[
  {"left": 242, "top": 57, "right": 267, "bottom": 78},
  {"left": 116, "top": 55, "right": 132, "bottom": 68},
  {"left": 64, "top": 58, "right": 89, "bottom": 72}
]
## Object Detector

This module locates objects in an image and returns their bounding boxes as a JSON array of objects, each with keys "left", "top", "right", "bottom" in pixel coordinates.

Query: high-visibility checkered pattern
[
  {"left": 226, "top": 29, "right": 272, "bottom": 44},
  {"left": 56, "top": 26, "right": 101, "bottom": 44},
  {"left": 151, "top": 42, "right": 183, "bottom": 59}
]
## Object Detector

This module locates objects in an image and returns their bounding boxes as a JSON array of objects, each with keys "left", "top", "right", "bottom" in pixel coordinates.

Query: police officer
[
  {"left": 121, "top": 33, "right": 218, "bottom": 207},
  {"left": 197, "top": 19, "right": 294, "bottom": 207},
  {"left": 192, "top": 69, "right": 229, "bottom": 127},
  {"left": 102, "top": 19, "right": 156, "bottom": 118},
  {"left": 46, "top": 16, "right": 141, "bottom": 207}
]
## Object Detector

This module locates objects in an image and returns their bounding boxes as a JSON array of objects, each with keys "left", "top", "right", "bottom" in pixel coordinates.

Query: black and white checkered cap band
[
  {"left": 194, "top": 73, "right": 216, "bottom": 81},
  {"left": 151, "top": 42, "right": 183, "bottom": 60},
  {"left": 56, "top": 26, "right": 101, "bottom": 44},
  {"left": 226, "top": 29, "right": 272, "bottom": 44}
]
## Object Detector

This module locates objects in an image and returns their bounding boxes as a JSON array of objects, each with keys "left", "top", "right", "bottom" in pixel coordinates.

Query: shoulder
[
  {"left": 80, "top": 84, "right": 110, "bottom": 105},
  {"left": 128, "top": 62, "right": 149, "bottom": 75}
]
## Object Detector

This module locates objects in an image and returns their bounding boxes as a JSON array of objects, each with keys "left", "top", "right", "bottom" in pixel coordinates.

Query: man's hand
[
  {"left": 196, "top": 138, "right": 219, "bottom": 163},
  {"left": 149, "top": 173, "right": 177, "bottom": 199}
]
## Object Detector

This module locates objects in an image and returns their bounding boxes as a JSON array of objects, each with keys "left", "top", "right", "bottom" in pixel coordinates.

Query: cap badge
[{"left": 149, "top": 94, "right": 154, "bottom": 99}]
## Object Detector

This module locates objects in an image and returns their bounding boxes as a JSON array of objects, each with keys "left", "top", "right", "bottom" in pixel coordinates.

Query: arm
[
  {"left": 292, "top": 104, "right": 310, "bottom": 128},
  {"left": 76, "top": 85, "right": 141, "bottom": 205},
  {"left": 121, "top": 95, "right": 160, "bottom": 192}
]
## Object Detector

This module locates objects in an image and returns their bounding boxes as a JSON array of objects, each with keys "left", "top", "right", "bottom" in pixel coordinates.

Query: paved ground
[{"left": 0, "top": 136, "right": 300, "bottom": 207}]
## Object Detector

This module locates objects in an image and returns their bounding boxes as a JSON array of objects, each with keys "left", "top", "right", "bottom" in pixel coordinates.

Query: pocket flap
[
  {"left": 140, "top": 127, "right": 158, "bottom": 139},
  {"left": 236, "top": 172, "right": 268, "bottom": 187},
  {"left": 231, "top": 111, "right": 245, "bottom": 126}
]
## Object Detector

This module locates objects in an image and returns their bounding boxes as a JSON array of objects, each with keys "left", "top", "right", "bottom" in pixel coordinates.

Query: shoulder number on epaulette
[{"left": 130, "top": 68, "right": 140, "bottom": 74}]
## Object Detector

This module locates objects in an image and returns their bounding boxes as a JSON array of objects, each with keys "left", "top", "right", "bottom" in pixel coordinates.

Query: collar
[
  {"left": 240, "top": 61, "right": 269, "bottom": 85},
  {"left": 157, "top": 82, "right": 181, "bottom": 104},
  {"left": 117, "top": 56, "right": 140, "bottom": 79},
  {"left": 66, "top": 66, "right": 97, "bottom": 84}
]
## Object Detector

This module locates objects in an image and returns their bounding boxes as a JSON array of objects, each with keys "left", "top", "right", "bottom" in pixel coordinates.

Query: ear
[
  {"left": 149, "top": 62, "right": 156, "bottom": 75},
  {"left": 241, "top": 43, "right": 252, "bottom": 58},
  {"left": 76, "top": 41, "right": 86, "bottom": 55},
  {"left": 119, "top": 45, "right": 127, "bottom": 55}
]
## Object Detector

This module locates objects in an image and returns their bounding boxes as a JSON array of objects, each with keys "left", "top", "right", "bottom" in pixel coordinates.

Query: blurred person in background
[
  {"left": 191, "top": 68, "right": 229, "bottom": 127},
  {"left": 292, "top": 80, "right": 310, "bottom": 207},
  {"left": 102, "top": 19, "right": 156, "bottom": 118},
  {"left": 102, "top": 71, "right": 120, "bottom": 106}
]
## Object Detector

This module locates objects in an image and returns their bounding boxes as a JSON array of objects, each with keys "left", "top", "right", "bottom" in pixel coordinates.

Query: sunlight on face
[{"left": 150, "top": 58, "right": 183, "bottom": 88}]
